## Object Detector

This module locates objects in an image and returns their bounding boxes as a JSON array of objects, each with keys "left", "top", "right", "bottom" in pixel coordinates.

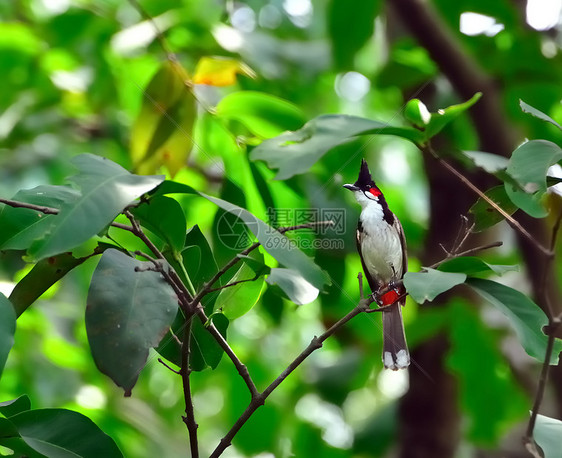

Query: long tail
[{"left": 382, "top": 302, "right": 410, "bottom": 370}]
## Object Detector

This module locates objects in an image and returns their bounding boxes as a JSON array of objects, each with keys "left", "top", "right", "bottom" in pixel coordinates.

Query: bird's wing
[{"left": 356, "top": 222, "right": 381, "bottom": 293}]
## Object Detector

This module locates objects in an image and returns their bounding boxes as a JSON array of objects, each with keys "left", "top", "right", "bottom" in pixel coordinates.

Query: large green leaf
[
  {"left": 29, "top": 154, "right": 163, "bottom": 261},
  {"left": 467, "top": 278, "right": 562, "bottom": 364},
  {"left": 10, "top": 250, "right": 100, "bottom": 317},
  {"left": 130, "top": 62, "right": 196, "bottom": 177},
  {"left": 520, "top": 99, "right": 562, "bottom": 130},
  {"left": 86, "top": 249, "right": 178, "bottom": 395},
  {"left": 404, "top": 268, "right": 466, "bottom": 303},
  {"left": 469, "top": 185, "right": 519, "bottom": 232},
  {"left": 505, "top": 140, "right": 562, "bottom": 217},
  {"left": 6, "top": 408, "right": 122, "bottom": 457},
  {"left": 153, "top": 181, "right": 330, "bottom": 290},
  {"left": 216, "top": 262, "right": 264, "bottom": 319},
  {"left": 266, "top": 268, "right": 320, "bottom": 305},
  {"left": 534, "top": 414, "right": 562, "bottom": 458},
  {"left": 0, "top": 185, "right": 79, "bottom": 250},
  {"left": 328, "top": 0, "right": 381, "bottom": 70},
  {"left": 447, "top": 301, "right": 527, "bottom": 444},
  {"left": 0, "top": 294, "right": 16, "bottom": 378},
  {"left": 438, "top": 257, "right": 518, "bottom": 277},
  {"left": 0, "top": 395, "right": 31, "bottom": 418},
  {"left": 211, "top": 179, "right": 252, "bottom": 266},
  {"left": 250, "top": 114, "right": 424, "bottom": 180},
  {"left": 130, "top": 195, "right": 186, "bottom": 254},
  {"left": 215, "top": 91, "right": 305, "bottom": 138}
]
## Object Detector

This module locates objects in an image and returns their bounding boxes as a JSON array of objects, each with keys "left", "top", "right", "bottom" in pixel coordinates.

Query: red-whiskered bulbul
[{"left": 344, "top": 159, "right": 410, "bottom": 371}]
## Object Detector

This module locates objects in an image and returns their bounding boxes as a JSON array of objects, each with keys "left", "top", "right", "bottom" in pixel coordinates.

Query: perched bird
[{"left": 344, "top": 159, "right": 410, "bottom": 370}]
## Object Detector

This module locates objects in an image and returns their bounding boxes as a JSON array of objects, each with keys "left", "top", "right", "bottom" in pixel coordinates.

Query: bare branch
[
  {"left": 158, "top": 358, "right": 180, "bottom": 375},
  {"left": 180, "top": 320, "right": 199, "bottom": 458},
  {"left": 524, "top": 209, "right": 562, "bottom": 451},
  {"left": 193, "top": 220, "right": 334, "bottom": 304},
  {"left": 210, "top": 296, "right": 372, "bottom": 458},
  {"left": 193, "top": 303, "right": 259, "bottom": 398},
  {"left": 205, "top": 276, "right": 260, "bottom": 294},
  {"left": 0, "top": 197, "right": 135, "bottom": 233},
  {"left": 424, "top": 144, "right": 551, "bottom": 256}
]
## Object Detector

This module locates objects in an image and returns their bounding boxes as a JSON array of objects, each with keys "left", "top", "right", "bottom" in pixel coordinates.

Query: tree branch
[
  {"left": 210, "top": 279, "right": 374, "bottom": 458},
  {"left": 192, "top": 221, "right": 334, "bottom": 304},
  {"left": 193, "top": 303, "right": 259, "bottom": 399},
  {"left": 0, "top": 197, "right": 135, "bottom": 233},
  {"left": 424, "top": 144, "right": 551, "bottom": 256},
  {"left": 524, "top": 208, "right": 562, "bottom": 452},
  {"left": 180, "top": 320, "right": 199, "bottom": 458}
]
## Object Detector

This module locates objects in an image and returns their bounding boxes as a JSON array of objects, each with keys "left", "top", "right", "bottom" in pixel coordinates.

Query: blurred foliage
[{"left": 1, "top": 0, "right": 562, "bottom": 457}]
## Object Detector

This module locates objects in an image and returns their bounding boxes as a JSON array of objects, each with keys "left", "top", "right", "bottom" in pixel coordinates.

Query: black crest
[{"left": 355, "top": 159, "right": 376, "bottom": 190}]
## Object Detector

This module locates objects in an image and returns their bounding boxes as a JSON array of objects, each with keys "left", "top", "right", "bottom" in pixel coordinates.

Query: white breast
[{"left": 359, "top": 203, "right": 403, "bottom": 285}]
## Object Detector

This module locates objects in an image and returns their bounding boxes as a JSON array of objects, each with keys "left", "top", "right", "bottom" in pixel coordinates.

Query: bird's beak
[{"left": 343, "top": 184, "right": 359, "bottom": 191}]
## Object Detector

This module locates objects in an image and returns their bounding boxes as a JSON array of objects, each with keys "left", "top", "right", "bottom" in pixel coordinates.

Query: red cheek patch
[{"left": 369, "top": 188, "right": 381, "bottom": 197}]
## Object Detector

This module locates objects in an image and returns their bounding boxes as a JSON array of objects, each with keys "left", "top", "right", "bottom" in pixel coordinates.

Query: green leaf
[
  {"left": 250, "top": 114, "right": 424, "bottom": 180},
  {"left": 0, "top": 435, "right": 45, "bottom": 458},
  {"left": 520, "top": 99, "right": 562, "bottom": 130},
  {"left": 424, "top": 93, "right": 482, "bottom": 140},
  {"left": 404, "top": 268, "right": 466, "bottom": 303},
  {"left": 438, "top": 257, "right": 518, "bottom": 277},
  {"left": 463, "top": 151, "right": 509, "bottom": 174},
  {"left": 131, "top": 195, "right": 186, "bottom": 254},
  {"left": 446, "top": 301, "right": 527, "bottom": 444},
  {"left": 505, "top": 140, "right": 562, "bottom": 217},
  {"left": 8, "top": 408, "right": 122, "bottom": 457},
  {"left": 86, "top": 249, "right": 178, "bottom": 395},
  {"left": 0, "top": 294, "right": 15, "bottom": 378},
  {"left": 153, "top": 181, "right": 330, "bottom": 290},
  {"left": 29, "top": 154, "right": 164, "bottom": 261},
  {"left": 211, "top": 179, "right": 250, "bottom": 265},
  {"left": 504, "top": 181, "right": 547, "bottom": 218},
  {"left": 467, "top": 278, "right": 562, "bottom": 364},
  {"left": 182, "top": 225, "right": 219, "bottom": 290},
  {"left": 215, "top": 91, "right": 305, "bottom": 138},
  {"left": 0, "top": 395, "right": 31, "bottom": 418},
  {"left": 534, "top": 414, "right": 562, "bottom": 458},
  {"left": 266, "top": 268, "right": 320, "bottom": 305},
  {"left": 10, "top": 251, "right": 99, "bottom": 317},
  {"left": 130, "top": 62, "right": 197, "bottom": 177},
  {"left": 469, "top": 186, "right": 519, "bottom": 232},
  {"left": 216, "top": 260, "right": 264, "bottom": 320},
  {"left": 0, "top": 185, "right": 79, "bottom": 250},
  {"left": 328, "top": 0, "right": 381, "bottom": 70},
  {"left": 204, "top": 193, "right": 329, "bottom": 290},
  {"left": 190, "top": 313, "right": 229, "bottom": 371}
]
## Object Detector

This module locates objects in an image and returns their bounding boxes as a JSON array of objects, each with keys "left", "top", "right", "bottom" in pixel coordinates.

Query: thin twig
[
  {"left": 180, "top": 319, "right": 199, "bottom": 458},
  {"left": 524, "top": 209, "right": 562, "bottom": 450},
  {"left": 193, "top": 221, "right": 334, "bottom": 304},
  {"left": 158, "top": 358, "right": 180, "bottom": 375},
  {"left": 193, "top": 303, "right": 259, "bottom": 398},
  {"left": 424, "top": 144, "right": 551, "bottom": 256},
  {"left": 210, "top": 288, "right": 374, "bottom": 458},
  {"left": 0, "top": 197, "right": 135, "bottom": 233},
  {"left": 428, "top": 241, "right": 503, "bottom": 270},
  {"left": 205, "top": 276, "right": 259, "bottom": 294}
]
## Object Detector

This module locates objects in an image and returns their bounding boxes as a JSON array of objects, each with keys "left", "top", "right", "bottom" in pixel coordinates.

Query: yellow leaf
[{"left": 193, "top": 56, "right": 256, "bottom": 87}]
